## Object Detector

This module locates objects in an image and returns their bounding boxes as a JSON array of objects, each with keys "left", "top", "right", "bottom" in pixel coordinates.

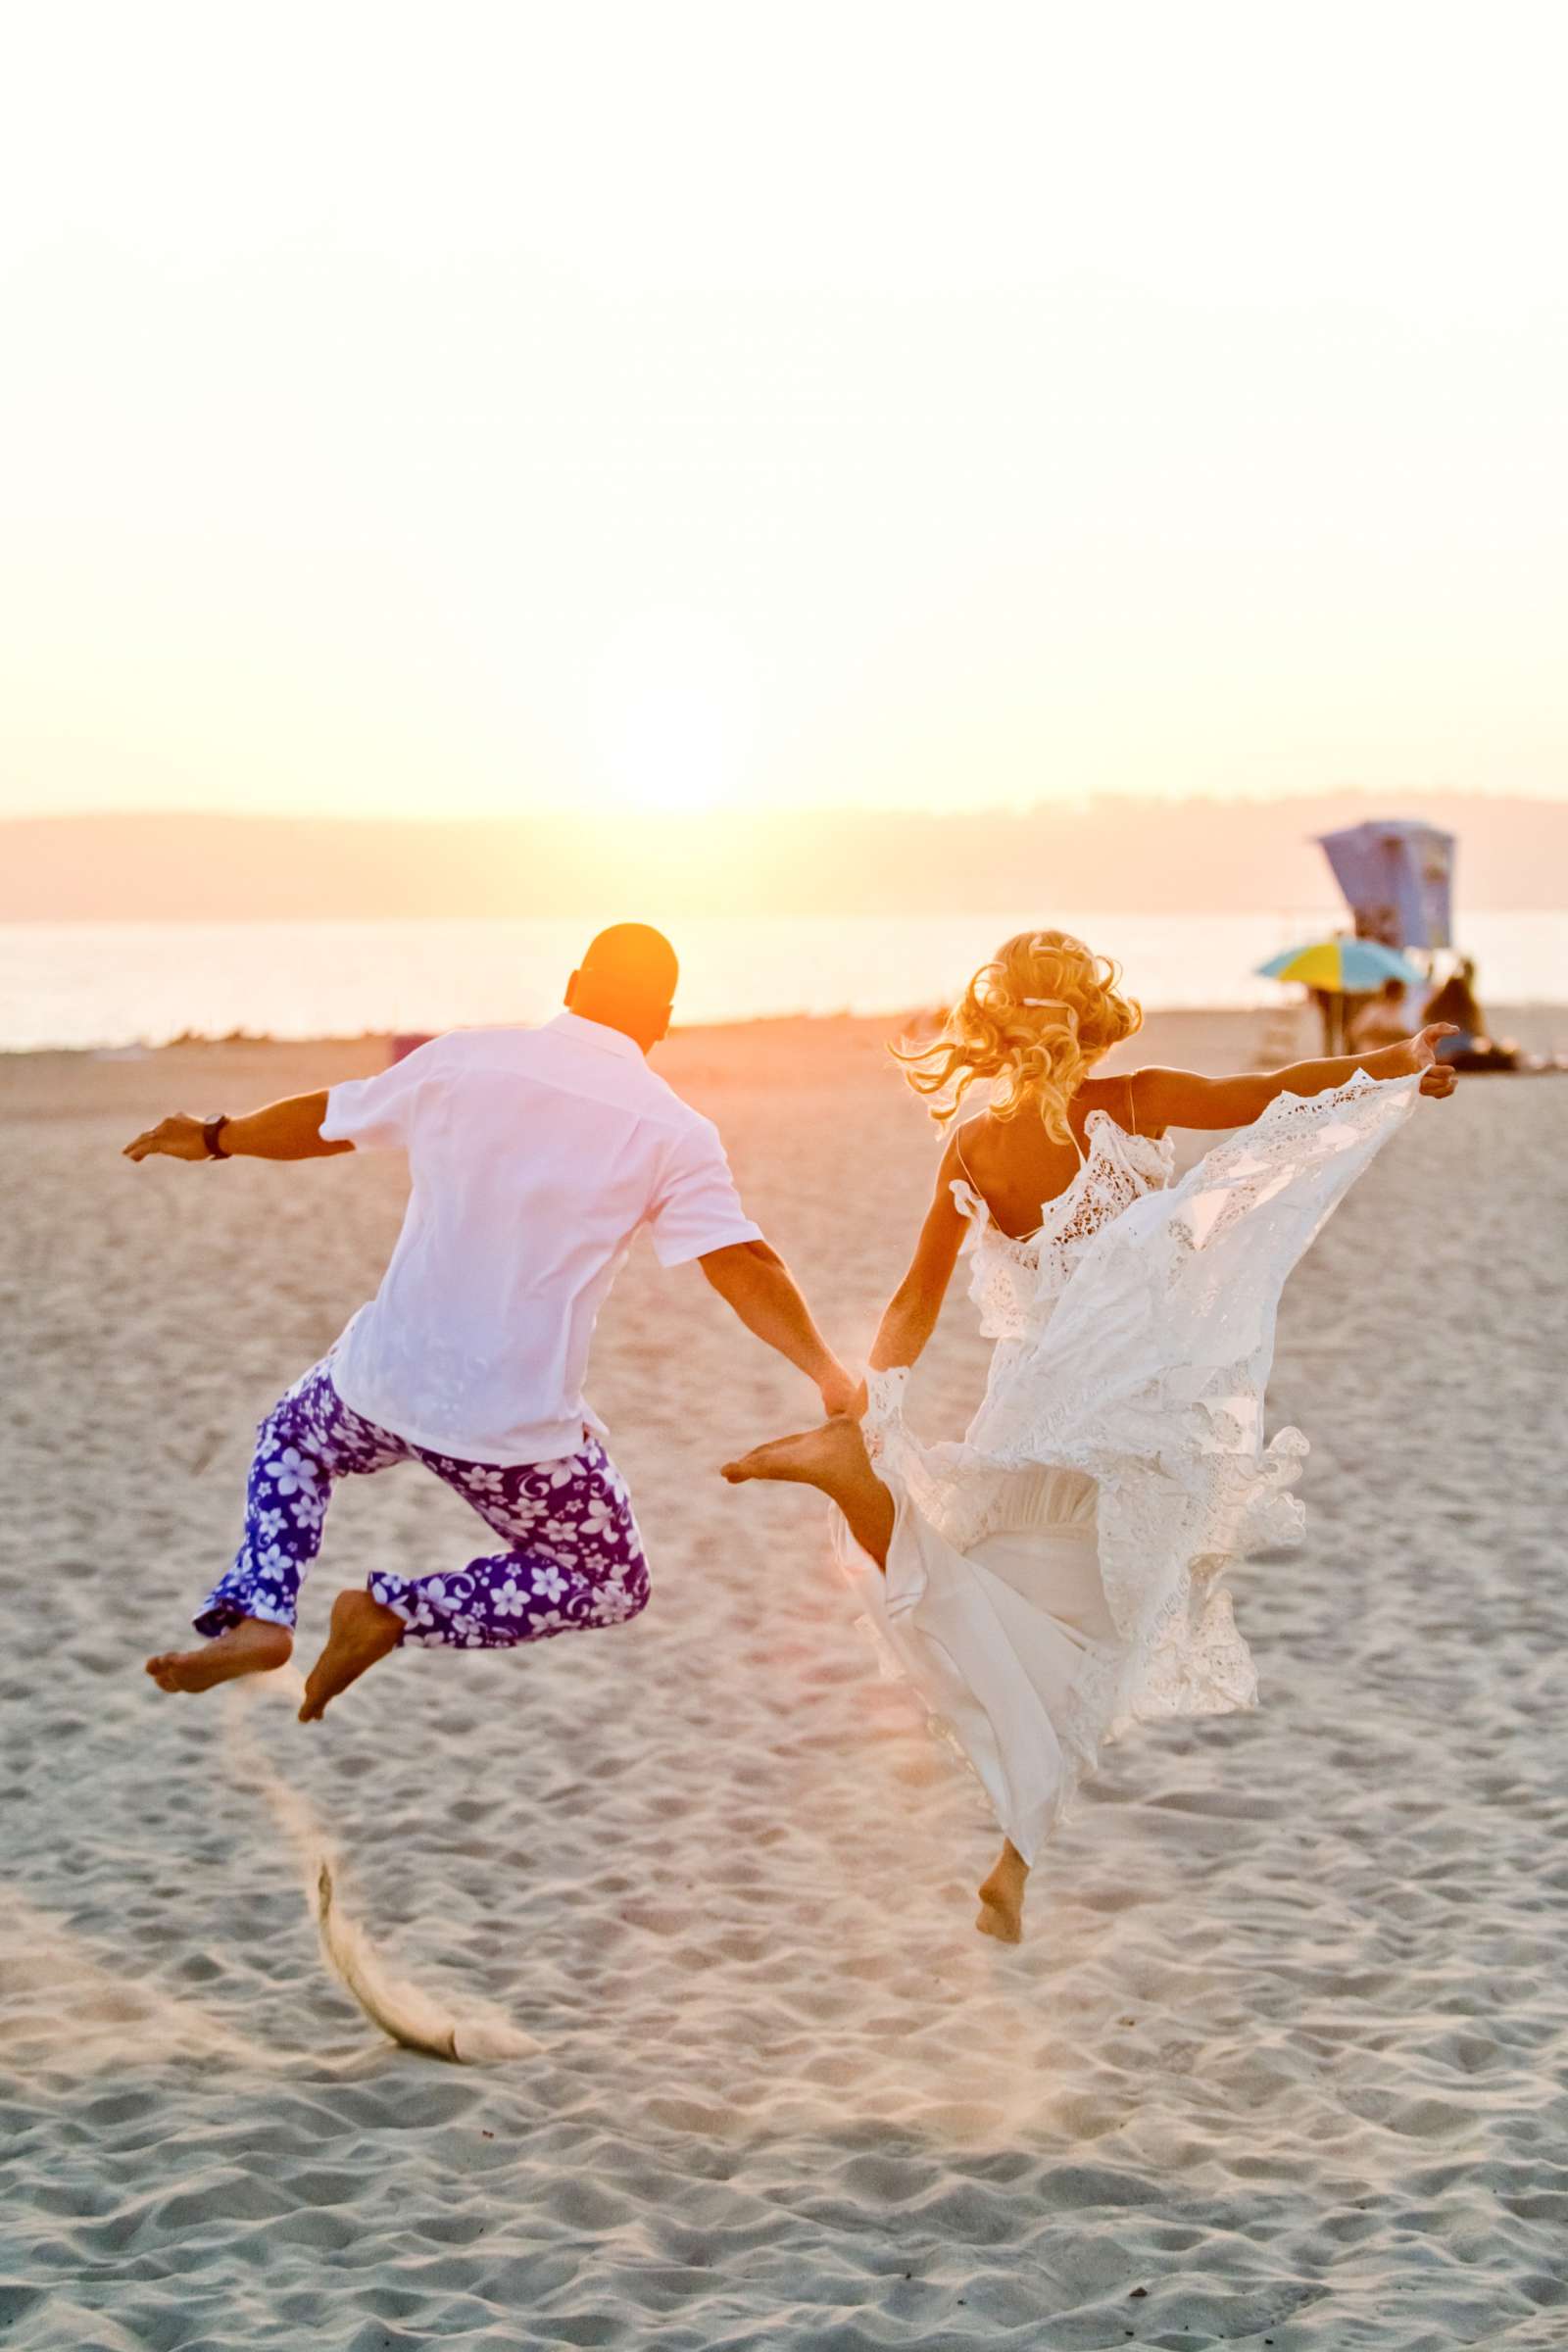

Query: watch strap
[{"left": 202, "top": 1115, "right": 231, "bottom": 1160}]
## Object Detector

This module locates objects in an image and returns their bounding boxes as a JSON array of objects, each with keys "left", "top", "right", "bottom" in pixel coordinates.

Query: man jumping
[{"left": 125, "top": 924, "right": 857, "bottom": 1721}]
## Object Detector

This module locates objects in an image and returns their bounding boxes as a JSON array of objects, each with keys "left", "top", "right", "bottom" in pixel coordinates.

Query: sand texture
[{"left": 3, "top": 1006, "right": 1567, "bottom": 2349}]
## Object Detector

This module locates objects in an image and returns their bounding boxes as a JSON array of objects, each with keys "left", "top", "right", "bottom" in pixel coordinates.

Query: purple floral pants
[{"left": 195, "top": 1360, "right": 649, "bottom": 1650}]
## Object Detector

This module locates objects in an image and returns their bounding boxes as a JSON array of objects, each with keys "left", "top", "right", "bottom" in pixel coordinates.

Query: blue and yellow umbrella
[{"left": 1256, "top": 937, "right": 1423, "bottom": 995}]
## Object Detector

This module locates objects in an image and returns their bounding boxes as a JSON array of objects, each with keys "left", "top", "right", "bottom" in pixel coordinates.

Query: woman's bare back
[{"left": 952, "top": 1072, "right": 1142, "bottom": 1243}]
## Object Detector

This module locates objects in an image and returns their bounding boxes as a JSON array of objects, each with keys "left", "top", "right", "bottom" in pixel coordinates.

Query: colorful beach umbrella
[{"left": 1256, "top": 937, "right": 1423, "bottom": 994}]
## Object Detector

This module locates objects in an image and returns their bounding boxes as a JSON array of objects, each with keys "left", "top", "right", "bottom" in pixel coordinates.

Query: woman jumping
[{"left": 724, "top": 929, "right": 1456, "bottom": 1941}]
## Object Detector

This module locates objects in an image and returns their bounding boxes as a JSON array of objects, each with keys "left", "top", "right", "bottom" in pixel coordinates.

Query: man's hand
[
  {"left": 700, "top": 1238, "right": 858, "bottom": 1416},
  {"left": 123, "top": 1113, "right": 210, "bottom": 1162},
  {"left": 1371, "top": 1022, "right": 1459, "bottom": 1099},
  {"left": 818, "top": 1364, "right": 868, "bottom": 1421},
  {"left": 122, "top": 1091, "right": 347, "bottom": 1163}
]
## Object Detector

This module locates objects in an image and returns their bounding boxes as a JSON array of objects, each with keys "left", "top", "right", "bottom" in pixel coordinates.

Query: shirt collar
[{"left": 546, "top": 1010, "right": 646, "bottom": 1063}]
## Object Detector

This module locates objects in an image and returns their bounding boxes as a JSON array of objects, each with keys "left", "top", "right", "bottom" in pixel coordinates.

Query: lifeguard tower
[
  {"left": 1255, "top": 820, "right": 1457, "bottom": 1062},
  {"left": 1316, "top": 820, "right": 1455, "bottom": 962}
]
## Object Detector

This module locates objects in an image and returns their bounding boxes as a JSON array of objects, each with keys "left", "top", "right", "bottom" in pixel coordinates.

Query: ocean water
[{"left": 4, "top": 909, "right": 1565, "bottom": 1053}]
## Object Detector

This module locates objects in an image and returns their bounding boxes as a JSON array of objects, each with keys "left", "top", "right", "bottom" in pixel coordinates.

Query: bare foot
[
  {"left": 975, "top": 1840, "right": 1029, "bottom": 1943},
  {"left": 721, "top": 1415, "right": 895, "bottom": 1567},
  {"left": 721, "top": 1417, "right": 869, "bottom": 1488},
  {"left": 298, "top": 1590, "right": 404, "bottom": 1722},
  {"left": 975, "top": 1898, "right": 1023, "bottom": 1944},
  {"left": 146, "top": 1617, "right": 293, "bottom": 1694}
]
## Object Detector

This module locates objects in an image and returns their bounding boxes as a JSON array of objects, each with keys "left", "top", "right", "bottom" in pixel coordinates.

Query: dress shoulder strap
[{"left": 949, "top": 1119, "right": 988, "bottom": 1226}]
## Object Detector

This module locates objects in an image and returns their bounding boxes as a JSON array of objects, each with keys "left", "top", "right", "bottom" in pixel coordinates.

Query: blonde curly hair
[{"left": 894, "top": 929, "right": 1143, "bottom": 1147}]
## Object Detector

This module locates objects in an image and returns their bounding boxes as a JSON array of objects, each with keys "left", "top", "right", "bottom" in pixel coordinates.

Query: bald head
[{"left": 564, "top": 923, "right": 679, "bottom": 1051}]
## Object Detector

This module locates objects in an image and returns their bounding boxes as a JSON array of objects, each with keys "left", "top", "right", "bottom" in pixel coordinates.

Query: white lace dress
[{"left": 836, "top": 1071, "right": 1421, "bottom": 1864}]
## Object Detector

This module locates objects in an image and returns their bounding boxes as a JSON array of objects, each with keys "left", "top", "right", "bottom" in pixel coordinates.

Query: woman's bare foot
[
  {"left": 721, "top": 1417, "right": 867, "bottom": 1488},
  {"left": 721, "top": 1416, "right": 895, "bottom": 1567},
  {"left": 976, "top": 1839, "right": 1029, "bottom": 1943},
  {"left": 146, "top": 1617, "right": 293, "bottom": 1694},
  {"left": 298, "top": 1590, "right": 405, "bottom": 1722}
]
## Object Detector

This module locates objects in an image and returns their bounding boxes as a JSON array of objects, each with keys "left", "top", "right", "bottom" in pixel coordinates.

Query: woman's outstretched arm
[
  {"left": 1130, "top": 1022, "right": 1459, "bottom": 1135},
  {"left": 867, "top": 1133, "right": 971, "bottom": 1371}
]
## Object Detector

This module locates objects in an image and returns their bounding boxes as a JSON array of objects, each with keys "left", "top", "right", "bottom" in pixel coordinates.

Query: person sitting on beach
[
  {"left": 1348, "top": 978, "right": 1414, "bottom": 1054},
  {"left": 1423, "top": 958, "right": 1520, "bottom": 1071},
  {"left": 124, "top": 923, "right": 858, "bottom": 1720}
]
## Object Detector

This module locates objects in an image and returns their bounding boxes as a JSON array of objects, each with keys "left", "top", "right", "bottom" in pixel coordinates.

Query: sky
[{"left": 2, "top": 1, "right": 1565, "bottom": 830}]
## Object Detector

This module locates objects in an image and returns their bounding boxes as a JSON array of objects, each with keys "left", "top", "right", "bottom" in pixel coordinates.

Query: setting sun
[
  {"left": 591, "top": 611, "right": 757, "bottom": 814},
  {"left": 4, "top": 7, "right": 1563, "bottom": 828}
]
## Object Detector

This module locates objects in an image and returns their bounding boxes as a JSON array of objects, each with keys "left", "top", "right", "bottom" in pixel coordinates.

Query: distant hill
[{"left": 2, "top": 795, "right": 1563, "bottom": 918}]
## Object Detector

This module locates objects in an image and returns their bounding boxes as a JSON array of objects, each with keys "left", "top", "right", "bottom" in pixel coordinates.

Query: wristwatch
[{"left": 202, "top": 1114, "right": 231, "bottom": 1160}]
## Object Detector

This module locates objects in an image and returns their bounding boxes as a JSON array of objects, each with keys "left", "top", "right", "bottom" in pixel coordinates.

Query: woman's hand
[{"left": 1371, "top": 1023, "right": 1459, "bottom": 1098}]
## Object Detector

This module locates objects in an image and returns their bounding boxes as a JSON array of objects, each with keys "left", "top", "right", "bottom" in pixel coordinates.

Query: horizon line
[{"left": 5, "top": 785, "right": 1566, "bottom": 828}]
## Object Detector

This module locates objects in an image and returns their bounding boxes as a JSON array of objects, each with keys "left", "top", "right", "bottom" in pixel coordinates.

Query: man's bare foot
[
  {"left": 721, "top": 1416, "right": 869, "bottom": 1488},
  {"left": 975, "top": 1840, "right": 1029, "bottom": 1944},
  {"left": 146, "top": 1618, "right": 293, "bottom": 1694},
  {"left": 298, "top": 1590, "right": 404, "bottom": 1722}
]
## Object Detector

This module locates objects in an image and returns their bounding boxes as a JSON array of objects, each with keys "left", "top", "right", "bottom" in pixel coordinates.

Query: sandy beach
[{"left": 3, "top": 1004, "right": 1567, "bottom": 2351}]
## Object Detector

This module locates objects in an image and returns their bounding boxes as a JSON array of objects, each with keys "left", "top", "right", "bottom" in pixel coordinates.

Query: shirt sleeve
[
  {"left": 645, "top": 1117, "right": 763, "bottom": 1268},
  {"left": 318, "top": 1037, "right": 447, "bottom": 1151}
]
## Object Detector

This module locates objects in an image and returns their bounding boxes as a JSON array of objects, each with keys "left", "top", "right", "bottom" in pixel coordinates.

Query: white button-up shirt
[{"left": 318, "top": 1013, "right": 762, "bottom": 1464}]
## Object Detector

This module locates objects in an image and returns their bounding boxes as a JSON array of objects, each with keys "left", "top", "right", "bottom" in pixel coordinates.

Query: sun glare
[
  {"left": 592, "top": 611, "right": 757, "bottom": 816},
  {"left": 612, "top": 681, "right": 728, "bottom": 813}
]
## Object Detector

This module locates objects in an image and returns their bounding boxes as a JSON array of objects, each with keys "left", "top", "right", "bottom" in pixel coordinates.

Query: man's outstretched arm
[
  {"left": 122, "top": 1093, "right": 353, "bottom": 1163},
  {"left": 700, "top": 1239, "right": 860, "bottom": 1419}
]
